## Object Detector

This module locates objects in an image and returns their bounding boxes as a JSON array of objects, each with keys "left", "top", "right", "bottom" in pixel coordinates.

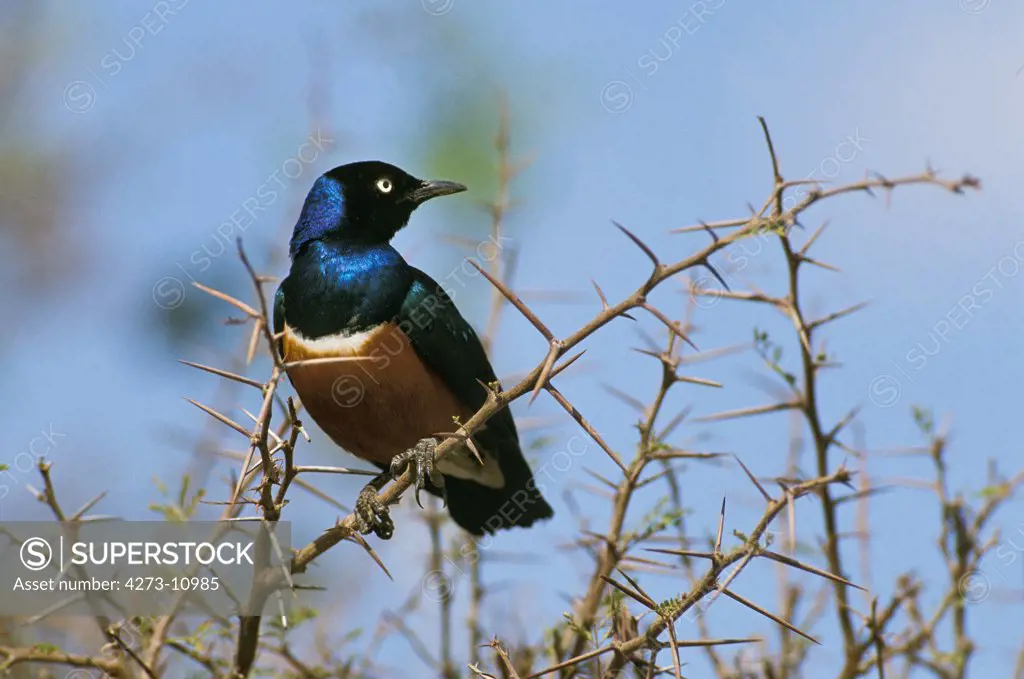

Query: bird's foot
[
  {"left": 355, "top": 479, "right": 394, "bottom": 540},
  {"left": 390, "top": 438, "right": 445, "bottom": 508}
]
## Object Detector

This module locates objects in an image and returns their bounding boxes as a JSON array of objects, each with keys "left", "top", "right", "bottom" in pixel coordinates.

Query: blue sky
[{"left": 4, "top": 1, "right": 1023, "bottom": 676}]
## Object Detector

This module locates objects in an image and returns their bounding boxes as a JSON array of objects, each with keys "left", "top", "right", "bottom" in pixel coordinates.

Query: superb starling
[{"left": 274, "top": 161, "right": 554, "bottom": 538}]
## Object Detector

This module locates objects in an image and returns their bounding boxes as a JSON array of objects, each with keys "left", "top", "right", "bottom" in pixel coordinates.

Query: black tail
[{"left": 444, "top": 443, "right": 553, "bottom": 536}]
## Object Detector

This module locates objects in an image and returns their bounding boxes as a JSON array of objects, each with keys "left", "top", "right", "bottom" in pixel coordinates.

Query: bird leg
[
  {"left": 354, "top": 474, "right": 395, "bottom": 540},
  {"left": 390, "top": 437, "right": 445, "bottom": 508},
  {"left": 354, "top": 438, "right": 445, "bottom": 539}
]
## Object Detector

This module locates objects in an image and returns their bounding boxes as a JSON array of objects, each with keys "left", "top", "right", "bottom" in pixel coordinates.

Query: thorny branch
[
  {"left": 7, "top": 116, "right": 1015, "bottom": 679},
  {"left": 208, "top": 118, "right": 982, "bottom": 678}
]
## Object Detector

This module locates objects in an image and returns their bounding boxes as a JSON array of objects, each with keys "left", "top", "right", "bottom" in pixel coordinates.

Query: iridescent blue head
[{"left": 289, "top": 160, "right": 467, "bottom": 257}]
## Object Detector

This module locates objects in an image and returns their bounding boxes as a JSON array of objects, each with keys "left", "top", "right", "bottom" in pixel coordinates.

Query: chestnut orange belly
[{"left": 282, "top": 321, "right": 472, "bottom": 465}]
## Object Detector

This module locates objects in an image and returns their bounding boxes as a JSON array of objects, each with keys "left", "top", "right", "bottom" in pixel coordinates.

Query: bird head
[{"left": 289, "top": 160, "right": 466, "bottom": 256}]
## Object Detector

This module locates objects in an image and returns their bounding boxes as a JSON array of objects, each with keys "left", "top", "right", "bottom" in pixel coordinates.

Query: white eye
[{"left": 376, "top": 178, "right": 393, "bottom": 193}]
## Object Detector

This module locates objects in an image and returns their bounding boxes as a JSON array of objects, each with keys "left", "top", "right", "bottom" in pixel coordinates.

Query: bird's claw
[
  {"left": 390, "top": 438, "right": 445, "bottom": 508},
  {"left": 355, "top": 483, "right": 394, "bottom": 540}
]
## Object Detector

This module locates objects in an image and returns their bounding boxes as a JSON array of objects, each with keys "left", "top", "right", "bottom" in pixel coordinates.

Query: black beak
[{"left": 407, "top": 179, "right": 467, "bottom": 205}]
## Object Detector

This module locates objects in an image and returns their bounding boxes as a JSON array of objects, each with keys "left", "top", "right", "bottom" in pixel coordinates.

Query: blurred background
[{"left": 2, "top": 0, "right": 1023, "bottom": 676}]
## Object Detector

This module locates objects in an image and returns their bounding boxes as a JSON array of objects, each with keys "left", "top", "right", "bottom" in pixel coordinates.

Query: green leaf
[
  {"left": 911, "top": 406, "right": 934, "bottom": 434},
  {"left": 977, "top": 484, "right": 1007, "bottom": 500}
]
